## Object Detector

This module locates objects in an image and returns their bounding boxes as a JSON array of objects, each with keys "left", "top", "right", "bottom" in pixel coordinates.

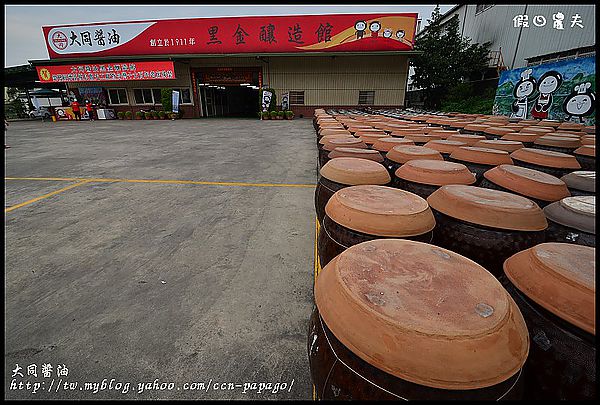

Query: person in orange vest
[
  {"left": 85, "top": 99, "right": 94, "bottom": 121},
  {"left": 71, "top": 99, "right": 81, "bottom": 121}
]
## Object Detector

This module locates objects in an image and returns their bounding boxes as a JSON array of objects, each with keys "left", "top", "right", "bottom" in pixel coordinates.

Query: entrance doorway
[{"left": 195, "top": 67, "right": 261, "bottom": 118}]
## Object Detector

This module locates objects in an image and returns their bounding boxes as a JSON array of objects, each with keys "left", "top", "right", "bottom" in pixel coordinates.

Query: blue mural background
[{"left": 493, "top": 56, "right": 595, "bottom": 125}]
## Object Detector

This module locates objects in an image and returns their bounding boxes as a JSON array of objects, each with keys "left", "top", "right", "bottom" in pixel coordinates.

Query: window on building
[
  {"left": 475, "top": 4, "right": 493, "bottom": 14},
  {"left": 358, "top": 91, "right": 375, "bottom": 105},
  {"left": 289, "top": 91, "right": 305, "bottom": 105},
  {"left": 133, "top": 88, "right": 158, "bottom": 105},
  {"left": 107, "top": 88, "right": 128, "bottom": 105},
  {"left": 175, "top": 88, "right": 192, "bottom": 104}
]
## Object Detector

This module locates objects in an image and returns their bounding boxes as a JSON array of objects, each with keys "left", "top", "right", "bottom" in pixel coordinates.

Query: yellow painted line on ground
[
  {"left": 5, "top": 176, "right": 84, "bottom": 182},
  {"left": 5, "top": 177, "right": 316, "bottom": 188},
  {"left": 5, "top": 180, "right": 93, "bottom": 213},
  {"left": 314, "top": 217, "right": 321, "bottom": 283}
]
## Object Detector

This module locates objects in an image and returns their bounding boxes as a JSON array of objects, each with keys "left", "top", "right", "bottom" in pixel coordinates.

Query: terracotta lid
[
  {"left": 504, "top": 243, "right": 595, "bottom": 335},
  {"left": 403, "top": 134, "right": 444, "bottom": 143},
  {"left": 315, "top": 239, "right": 529, "bottom": 390},
  {"left": 484, "top": 164, "right": 571, "bottom": 202},
  {"left": 543, "top": 196, "right": 595, "bottom": 234},
  {"left": 583, "top": 126, "right": 595, "bottom": 135},
  {"left": 319, "top": 134, "right": 356, "bottom": 146},
  {"left": 504, "top": 123, "right": 528, "bottom": 130},
  {"left": 537, "top": 119, "right": 562, "bottom": 128},
  {"left": 520, "top": 126, "right": 555, "bottom": 135},
  {"left": 319, "top": 128, "right": 351, "bottom": 137},
  {"left": 324, "top": 137, "right": 368, "bottom": 151},
  {"left": 558, "top": 122, "right": 585, "bottom": 131},
  {"left": 575, "top": 145, "right": 595, "bottom": 157},
  {"left": 358, "top": 133, "right": 391, "bottom": 145},
  {"left": 501, "top": 133, "right": 538, "bottom": 143},
  {"left": 427, "top": 185, "right": 548, "bottom": 231},
  {"left": 395, "top": 159, "right": 476, "bottom": 186},
  {"left": 447, "top": 134, "right": 487, "bottom": 146},
  {"left": 325, "top": 185, "right": 436, "bottom": 237},
  {"left": 510, "top": 148, "right": 581, "bottom": 169},
  {"left": 450, "top": 147, "right": 514, "bottom": 166},
  {"left": 329, "top": 147, "right": 384, "bottom": 163},
  {"left": 474, "top": 139, "right": 524, "bottom": 153},
  {"left": 561, "top": 171, "right": 595, "bottom": 193},
  {"left": 320, "top": 157, "right": 390, "bottom": 185},
  {"left": 424, "top": 140, "right": 467, "bottom": 155},
  {"left": 389, "top": 128, "right": 426, "bottom": 137},
  {"left": 372, "top": 137, "right": 415, "bottom": 152},
  {"left": 582, "top": 136, "right": 595, "bottom": 145},
  {"left": 534, "top": 136, "right": 582, "bottom": 149},
  {"left": 463, "top": 124, "right": 491, "bottom": 132},
  {"left": 427, "top": 129, "right": 460, "bottom": 139},
  {"left": 519, "top": 119, "right": 539, "bottom": 125},
  {"left": 484, "top": 127, "right": 516, "bottom": 137},
  {"left": 387, "top": 145, "right": 444, "bottom": 164},
  {"left": 447, "top": 120, "right": 472, "bottom": 129},
  {"left": 552, "top": 131, "right": 585, "bottom": 138}
]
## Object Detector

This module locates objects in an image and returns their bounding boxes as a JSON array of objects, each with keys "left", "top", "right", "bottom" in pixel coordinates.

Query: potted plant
[
  {"left": 152, "top": 111, "right": 160, "bottom": 120},
  {"left": 135, "top": 111, "right": 143, "bottom": 120},
  {"left": 285, "top": 110, "right": 294, "bottom": 120},
  {"left": 159, "top": 111, "right": 166, "bottom": 120},
  {"left": 117, "top": 111, "right": 125, "bottom": 120},
  {"left": 170, "top": 112, "right": 178, "bottom": 120},
  {"left": 125, "top": 111, "right": 133, "bottom": 120},
  {"left": 277, "top": 111, "right": 285, "bottom": 120},
  {"left": 261, "top": 111, "right": 270, "bottom": 120},
  {"left": 270, "top": 111, "right": 278, "bottom": 120},
  {"left": 145, "top": 112, "right": 153, "bottom": 120}
]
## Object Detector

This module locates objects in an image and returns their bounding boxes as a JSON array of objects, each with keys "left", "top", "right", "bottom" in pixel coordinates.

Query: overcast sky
[{"left": 4, "top": 4, "right": 455, "bottom": 67}]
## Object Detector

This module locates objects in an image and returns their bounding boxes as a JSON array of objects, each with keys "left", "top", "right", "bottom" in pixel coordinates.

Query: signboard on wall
[
  {"left": 261, "top": 90, "right": 273, "bottom": 112},
  {"left": 77, "top": 87, "right": 107, "bottom": 105},
  {"left": 281, "top": 92, "right": 289, "bottom": 111},
  {"left": 493, "top": 56, "right": 596, "bottom": 125},
  {"left": 42, "top": 13, "right": 417, "bottom": 59},
  {"left": 172, "top": 90, "right": 180, "bottom": 113},
  {"left": 36, "top": 61, "right": 176, "bottom": 83}
]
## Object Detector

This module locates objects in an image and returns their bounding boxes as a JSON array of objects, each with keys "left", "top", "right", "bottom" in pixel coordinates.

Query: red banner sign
[
  {"left": 36, "top": 61, "right": 176, "bottom": 83},
  {"left": 42, "top": 13, "right": 417, "bottom": 59}
]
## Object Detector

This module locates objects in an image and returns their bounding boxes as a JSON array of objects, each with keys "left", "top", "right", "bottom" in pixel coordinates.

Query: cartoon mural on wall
[
  {"left": 493, "top": 55, "right": 596, "bottom": 125},
  {"left": 510, "top": 68, "right": 537, "bottom": 119}
]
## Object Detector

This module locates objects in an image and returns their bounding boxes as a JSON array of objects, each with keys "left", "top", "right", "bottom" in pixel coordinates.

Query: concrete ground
[{"left": 4, "top": 118, "right": 318, "bottom": 399}]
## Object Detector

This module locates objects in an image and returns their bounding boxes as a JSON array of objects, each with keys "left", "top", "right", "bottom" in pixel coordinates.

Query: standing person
[
  {"left": 5, "top": 119, "right": 10, "bottom": 149},
  {"left": 85, "top": 99, "right": 94, "bottom": 121},
  {"left": 71, "top": 99, "right": 81, "bottom": 121}
]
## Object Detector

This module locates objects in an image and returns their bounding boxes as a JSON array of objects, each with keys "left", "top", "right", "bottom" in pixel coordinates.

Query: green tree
[
  {"left": 161, "top": 88, "right": 173, "bottom": 112},
  {"left": 411, "top": 6, "right": 492, "bottom": 109}
]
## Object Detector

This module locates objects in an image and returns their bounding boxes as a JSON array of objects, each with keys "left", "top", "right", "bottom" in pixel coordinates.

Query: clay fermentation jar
[
  {"left": 315, "top": 158, "right": 390, "bottom": 224},
  {"left": 480, "top": 165, "right": 570, "bottom": 208},
  {"left": 510, "top": 148, "right": 581, "bottom": 178},
  {"left": 309, "top": 239, "right": 529, "bottom": 400},
  {"left": 502, "top": 243, "right": 595, "bottom": 400},
  {"left": 427, "top": 185, "right": 547, "bottom": 277},
  {"left": 561, "top": 171, "right": 595, "bottom": 196},
  {"left": 393, "top": 159, "right": 476, "bottom": 199},
  {"left": 318, "top": 185, "right": 435, "bottom": 267},
  {"left": 543, "top": 196, "right": 595, "bottom": 247}
]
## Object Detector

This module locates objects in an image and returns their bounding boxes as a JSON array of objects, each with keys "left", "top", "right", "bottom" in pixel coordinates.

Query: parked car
[{"left": 29, "top": 107, "right": 52, "bottom": 119}]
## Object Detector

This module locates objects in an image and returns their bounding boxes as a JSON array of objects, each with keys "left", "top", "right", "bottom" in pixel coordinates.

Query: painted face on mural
[
  {"left": 383, "top": 29, "right": 392, "bottom": 38},
  {"left": 355, "top": 21, "right": 367, "bottom": 31},
  {"left": 369, "top": 22, "right": 381, "bottom": 32},
  {"left": 515, "top": 80, "right": 535, "bottom": 98},
  {"left": 537, "top": 71, "right": 563, "bottom": 94},
  {"left": 396, "top": 30, "right": 405, "bottom": 39},
  {"left": 562, "top": 82, "right": 595, "bottom": 119},
  {"left": 565, "top": 94, "right": 594, "bottom": 115}
]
